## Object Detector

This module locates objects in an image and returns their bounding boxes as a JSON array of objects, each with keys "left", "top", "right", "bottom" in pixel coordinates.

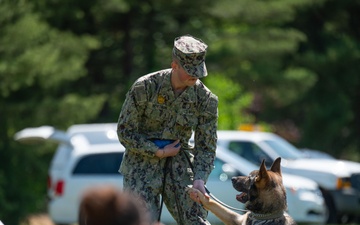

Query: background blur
[{"left": 1, "top": 0, "right": 359, "bottom": 223}]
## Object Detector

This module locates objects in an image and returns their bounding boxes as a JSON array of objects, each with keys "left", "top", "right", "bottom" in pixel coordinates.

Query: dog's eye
[
  {"left": 249, "top": 175, "right": 260, "bottom": 183},
  {"left": 249, "top": 175, "right": 256, "bottom": 183}
]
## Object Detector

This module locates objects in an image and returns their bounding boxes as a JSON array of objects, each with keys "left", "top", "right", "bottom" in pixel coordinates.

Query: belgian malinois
[{"left": 188, "top": 157, "right": 296, "bottom": 225}]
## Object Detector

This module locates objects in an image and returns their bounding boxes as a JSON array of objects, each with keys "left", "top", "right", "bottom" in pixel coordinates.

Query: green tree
[
  {"left": 203, "top": 0, "right": 360, "bottom": 161},
  {"left": 286, "top": 0, "right": 360, "bottom": 159},
  {"left": 202, "top": 0, "right": 320, "bottom": 141},
  {"left": 31, "top": 0, "right": 220, "bottom": 122},
  {"left": 0, "top": 0, "right": 99, "bottom": 223},
  {"left": 0, "top": 0, "right": 222, "bottom": 222},
  {"left": 205, "top": 74, "right": 253, "bottom": 130}
]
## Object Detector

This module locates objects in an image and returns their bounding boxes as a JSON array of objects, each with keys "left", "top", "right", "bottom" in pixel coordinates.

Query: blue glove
[{"left": 152, "top": 139, "right": 180, "bottom": 148}]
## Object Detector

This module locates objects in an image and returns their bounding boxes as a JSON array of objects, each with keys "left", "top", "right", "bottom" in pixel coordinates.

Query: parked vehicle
[
  {"left": 15, "top": 124, "right": 326, "bottom": 225},
  {"left": 216, "top": 130, "right": 360, "bottom": 224},
  {"left": 300, "top": 148, "right": 335, "bottom": 159}
]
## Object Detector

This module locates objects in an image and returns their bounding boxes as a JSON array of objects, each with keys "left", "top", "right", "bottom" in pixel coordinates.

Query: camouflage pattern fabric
[{"left": 117, "top": 69, "right": 218, "bottom": 224}]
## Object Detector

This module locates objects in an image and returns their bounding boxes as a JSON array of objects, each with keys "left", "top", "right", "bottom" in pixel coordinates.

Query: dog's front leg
[{"left": 187, "top": 187, "right": 244, "bottom": 225}]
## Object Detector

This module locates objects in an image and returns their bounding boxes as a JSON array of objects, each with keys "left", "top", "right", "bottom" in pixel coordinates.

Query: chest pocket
[
  {"left": 143, "top": 102, "right": 169, "bottom": 130},
  {"left": 176, "top": 108, "right": 198, "bottom": 128}
]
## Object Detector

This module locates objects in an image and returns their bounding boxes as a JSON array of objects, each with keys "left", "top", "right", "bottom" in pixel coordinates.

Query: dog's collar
[{"left": 250, "top": 210, "right": 285, "bottom": 220}]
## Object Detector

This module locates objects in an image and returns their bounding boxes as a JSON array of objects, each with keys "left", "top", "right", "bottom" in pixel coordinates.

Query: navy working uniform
[{"left": 117, "top": 35, "right": 218, "bottom": 225}]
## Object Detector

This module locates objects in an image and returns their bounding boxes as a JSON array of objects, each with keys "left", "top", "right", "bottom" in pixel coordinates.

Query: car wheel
[{"left": 320, "top": 188, "right": 337, "bottom": 224}]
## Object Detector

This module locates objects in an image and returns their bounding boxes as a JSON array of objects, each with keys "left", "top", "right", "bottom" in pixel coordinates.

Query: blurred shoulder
[
  {"left": 135, "top": 69, "right": 171, "bottom": 85},
  {"left": 194, "top": 80, "right": 218, "bottom": 101}
]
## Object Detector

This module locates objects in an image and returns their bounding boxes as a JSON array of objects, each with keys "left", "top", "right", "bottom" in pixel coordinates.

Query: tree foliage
[
  {"left": 1, "top": 0, "right": 360, "bottom": 223},
  {"left": 281, "top": 0, "right": 360, "bottom": 157},
  {"left": 204, "top": 74, "right": 253, "bottom": 130}
]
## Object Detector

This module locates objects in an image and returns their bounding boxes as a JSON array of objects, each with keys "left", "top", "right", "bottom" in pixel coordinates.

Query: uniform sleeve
[
  {"left": 193, "top": 93, "right": 218, "bottom": 181},
  {"left": 117, "top": 81, "right": 160, "bottom": 157}
]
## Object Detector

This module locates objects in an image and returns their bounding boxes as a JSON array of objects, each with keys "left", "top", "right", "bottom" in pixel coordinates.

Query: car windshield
[
  {"left": 72, "top": 130, "right": 119, "bottom": 145},
  {"left": 262, "top": 138, "right": 304, "bottom": 160}
]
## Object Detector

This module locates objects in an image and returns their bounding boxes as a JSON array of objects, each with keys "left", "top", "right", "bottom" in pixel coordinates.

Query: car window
[
  {"left": 263, "top": 139, "right": 303, "bottom": 160},
  {"left": 72, "top": 131, "right": 119, "bottom": 145},
  {"left": 209, "top": 158, "right": 244, "bottom": 181},
  {"left": 228, "top": 141, "right": 273, "bottom": 166},
  {"left": 72, "top": 153, "right": 123, "bottom": 175}
]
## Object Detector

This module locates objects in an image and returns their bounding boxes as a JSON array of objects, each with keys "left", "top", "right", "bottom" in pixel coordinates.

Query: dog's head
[{"left": 231, "top": 157, "right": 287, "bottom": 213}]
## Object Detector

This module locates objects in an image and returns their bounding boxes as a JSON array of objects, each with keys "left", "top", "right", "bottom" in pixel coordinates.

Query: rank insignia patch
[{"left": 157, "top": 95, "right": 165, "bottom": 104}]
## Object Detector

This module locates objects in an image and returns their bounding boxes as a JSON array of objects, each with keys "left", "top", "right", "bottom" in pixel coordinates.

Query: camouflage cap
[{"left": 173, "top": 34, "right": 208, "bottom": 78}]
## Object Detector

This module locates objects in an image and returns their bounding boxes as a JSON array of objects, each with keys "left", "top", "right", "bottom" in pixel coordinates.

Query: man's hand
[
  {"left": 155, "top": 140, "right": 180, "bottom": 158},
  {"left": 192, "top": 179, "right": 210, "bottom": 199}
]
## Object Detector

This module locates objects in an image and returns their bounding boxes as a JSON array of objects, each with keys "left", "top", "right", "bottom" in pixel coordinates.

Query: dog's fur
[{"left": 188, "top": 157, "right": 296, "bottom": 225}]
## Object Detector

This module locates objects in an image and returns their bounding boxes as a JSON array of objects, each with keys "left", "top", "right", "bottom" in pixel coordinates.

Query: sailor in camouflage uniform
[{"left": 117, "top": 34, "right": 218, "bottom": 225}]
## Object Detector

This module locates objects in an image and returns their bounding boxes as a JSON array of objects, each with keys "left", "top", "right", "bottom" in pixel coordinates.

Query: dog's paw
[
  {"left": 187, "top": 187, "right": 201, "bottom": 202},
  {"left": 187, "top": 187, "right": 209, "bottom": 205},
  {"left": 186, "top": 187, "right": 198, "bottom": 200}
]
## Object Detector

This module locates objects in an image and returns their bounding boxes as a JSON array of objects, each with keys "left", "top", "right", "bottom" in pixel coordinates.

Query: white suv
[
  {"left": 15, "top": 124, "right": 326, "bottom": 225},
  {"left": 216, "top": 130, "right": 360, "bottom": 224}
]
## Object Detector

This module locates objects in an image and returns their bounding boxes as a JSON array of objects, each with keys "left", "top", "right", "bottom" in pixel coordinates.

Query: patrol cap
[{"left": 173, "top": 34, "right": 208, "bottom": 78}]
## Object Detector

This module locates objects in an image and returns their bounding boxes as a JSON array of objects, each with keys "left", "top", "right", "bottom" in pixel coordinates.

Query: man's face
[{"left": 173, "top": 61, "right": 198, "bottom": 87}]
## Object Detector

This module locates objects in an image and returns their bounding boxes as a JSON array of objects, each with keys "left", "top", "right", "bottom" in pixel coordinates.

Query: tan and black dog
[{"left": 188, "top": 157, "right": 296, "bottom": 225}]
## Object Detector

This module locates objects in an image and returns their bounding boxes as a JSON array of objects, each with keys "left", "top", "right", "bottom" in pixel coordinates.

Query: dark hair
[{"left": 78, "top": 186, "right": 146, "bottom": 225}]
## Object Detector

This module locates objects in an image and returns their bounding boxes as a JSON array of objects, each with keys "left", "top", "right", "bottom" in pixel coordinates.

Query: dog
[{"left": 188, "top": 157, "right": 296, "bottom": 225}]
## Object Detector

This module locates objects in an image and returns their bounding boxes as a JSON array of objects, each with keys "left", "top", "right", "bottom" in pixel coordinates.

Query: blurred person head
[
  {"left": 171, "top": 35, "right": 209, "bottom": 89},
  {"left": 79, "top": 186, "right": 163, "bottom": 225}
]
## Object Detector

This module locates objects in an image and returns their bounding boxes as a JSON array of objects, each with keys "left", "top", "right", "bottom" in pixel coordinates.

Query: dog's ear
[
  {"left": 270, "top": 157, "right": 282, "bottom": 176},
  {"left": 257, "top": 159, "right": 269, "bottom": 181}
]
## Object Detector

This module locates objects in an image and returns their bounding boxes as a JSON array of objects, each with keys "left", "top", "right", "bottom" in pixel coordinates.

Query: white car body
[
  {"left": 216, "top": 130, "right": 360, "bottom": 223},
  {"left": 15, "top": 124, "right": 326, "bottom": 224}
]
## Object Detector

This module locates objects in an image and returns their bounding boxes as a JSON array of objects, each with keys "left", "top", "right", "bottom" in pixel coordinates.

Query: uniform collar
[{"left": 159, "top": 71, "right": 197, "bottom": 103}]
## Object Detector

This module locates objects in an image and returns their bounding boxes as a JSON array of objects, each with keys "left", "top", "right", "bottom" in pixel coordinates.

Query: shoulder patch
[
  {"left": 133, "top": 83, "right": 147, "bottom": 104},
  {"left": 205, "top": 94, "right": 218, "bottom": 116}
]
